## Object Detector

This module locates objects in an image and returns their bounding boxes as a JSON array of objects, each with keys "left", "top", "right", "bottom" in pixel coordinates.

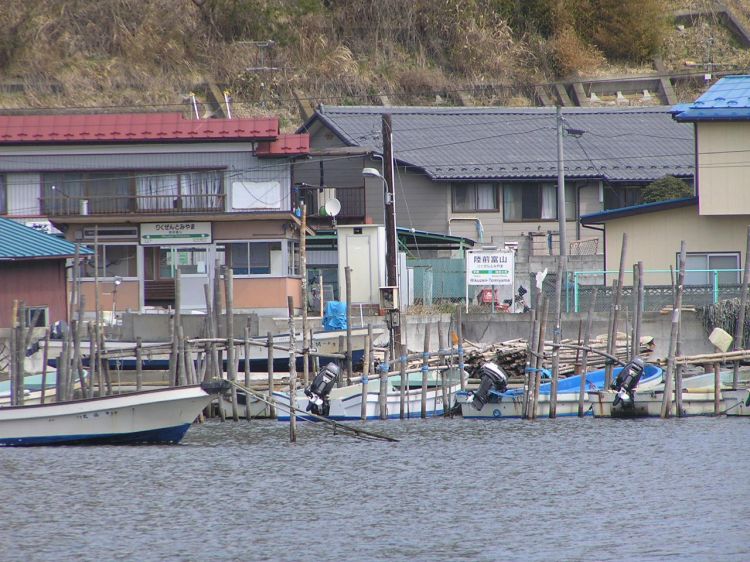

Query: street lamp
[
  {"left": 112, "top": 276, "right": 122, "bottom": 325},
  {"left": 362, "top": 165, "right": 400, "bottom": 354}
]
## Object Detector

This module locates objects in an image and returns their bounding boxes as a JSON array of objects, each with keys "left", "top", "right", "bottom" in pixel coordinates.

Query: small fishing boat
[
  {"left": 0, "top": 370, "right": 85, "bottom": 407},
  {"left": 590, "top": 369, "right": 750, "bottom": 418},
  {"left": 0, "top": 381, "right": 227, "bottom": 446},
  {"left": 458, "top": 362, "right": 664, "bottom": 419},
  {"left": 269, "top": 367, "right": 464, "bottom": 421}
]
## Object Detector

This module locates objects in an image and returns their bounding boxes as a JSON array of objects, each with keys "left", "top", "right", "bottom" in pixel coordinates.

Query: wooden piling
[
  {"left": 224, "top": 266, "right": 239, "bottom": 421},
  {"left": 456, "top": 307, "right": 466, "bottom": 389},
  {"left": 714, "top": 362, "right": 721, "bottom": 415},
  {"left": 300, "top": 201, "right": 309, "bottom": 388},
  {"left": 244, "top": 325, "right": 252, "bottom": 421},
  {"left": 661, "top": 241, "right": 687, "bottom": 419},
  {"left": 287, "top": 296, "right": 297, "bottom": 442},
  {"left": 522, "top": 308, "right": 537, "bottom": 419},
  {"left": 733, "top": 226, "right": 750, "bottom": 388},
  {"left": 379, "top": 348, "right": 389, "bottom": 420},
  {"left": 605, "top": 233, "right": 627, "bottom": 389},
  {"left": 438, "top": 321, "right": 448, "bottom": 417},
  {"left": 267, "top": 331, "right": 276, "bottom": 419},
  {"left": 135, "top": 337, "right": 143, "bottom": 391},
  {"left": 361, "top": 331, "right": 371, "bottom": 421},
  {"left": 532, "top": 296, "right": 549, "bottom": 420},
  {"left": 421, "top": 326, "right": 431, "bottom": 418},
  {"left": 345, "top": 266, "right": 353, "bottom": 386},
  {"left": 40, "top": 326, "right": 50, "bottom": 404},
  {"left": 399, "top": 342, "right": 408, "bottom": 419},
  {"left": 578, "top": 288, "right": 598, "bottom": 417},
  {"left": 550, "top": 257, "right": 565, "bottom": 418}
]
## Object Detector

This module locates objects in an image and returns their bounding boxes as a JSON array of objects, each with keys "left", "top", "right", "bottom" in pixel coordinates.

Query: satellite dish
[{"left": 324, "top": 198, "right": 341, "bottom": 217}]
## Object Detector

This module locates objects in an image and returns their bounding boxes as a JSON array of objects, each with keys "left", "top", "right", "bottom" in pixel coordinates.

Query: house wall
[
  {"left": 234, "top": 277, "right": 301, "bottom": 310},
  {"left": 79, "top": 281, "right": 140, "bottom": 316},
  {"left": 696, "top": 122, "right": 750, "bottom": 215},
  {"left": 0, "top": 144, "right": 292, "bottom": 214},
  {"left": 0, "top": 260, "right": 68, "bottom": 327},
  {"left": 599, "top": 205, "right": 749, "bottom": 284}
]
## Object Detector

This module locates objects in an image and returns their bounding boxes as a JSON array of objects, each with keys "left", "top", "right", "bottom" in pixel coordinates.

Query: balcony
[
  {"left": 43, "top": 193, "right": 226, "bottom": 216},
  {"left": 304, "top": 185, "right": 366, "bottom": 223}
]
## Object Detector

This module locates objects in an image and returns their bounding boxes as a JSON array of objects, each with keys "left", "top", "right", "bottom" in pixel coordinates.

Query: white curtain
[
  {"left": 181, "top": 171, "right": 222, "bottom": 210},
  {"left": 137, "top": 174, "right": 178, "bottom": 211},
  {"left": 541, "top": 184, "right": 557, "bottom": 219},
  {"left": 476, "top": 183, "right": 496, "bottom": 210}
]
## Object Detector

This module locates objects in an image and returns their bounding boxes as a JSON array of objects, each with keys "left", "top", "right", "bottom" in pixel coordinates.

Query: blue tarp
[{"left": 323, "top": 301, "right": 347, "bottom": 331}]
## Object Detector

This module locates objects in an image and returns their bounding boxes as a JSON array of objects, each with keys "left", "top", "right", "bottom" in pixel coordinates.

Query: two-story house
[
  {"left": 581, "top": 75, "right": 750, "bottom": 292},
  {"left": 295, "top": 105, "right": 694, "bottom": 255},
  {"left": 0, "top": 112, "right": 309, "bottom": 316}
]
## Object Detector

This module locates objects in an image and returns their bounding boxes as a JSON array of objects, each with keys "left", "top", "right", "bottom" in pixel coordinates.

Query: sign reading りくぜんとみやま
[
  {"left": 140, "top": 222, "right": 212, "bottom": 245},
  {"left": 466, "top": 249, "right": 514, "bottom": 286}
]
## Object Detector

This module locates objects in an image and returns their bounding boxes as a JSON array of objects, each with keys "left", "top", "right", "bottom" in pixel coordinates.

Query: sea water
[{"left": 1, "top": 416, "right": 749, "bottom": 561}]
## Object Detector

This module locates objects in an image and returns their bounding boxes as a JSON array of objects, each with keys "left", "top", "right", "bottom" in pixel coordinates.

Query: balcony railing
[{"left": 43, "top": 194, "right": 226, "bottom": 216}]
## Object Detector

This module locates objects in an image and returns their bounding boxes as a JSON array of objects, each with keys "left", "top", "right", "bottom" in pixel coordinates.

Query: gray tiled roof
[{"left": 304, "top": 105, "right": 694, "bottom": 182}]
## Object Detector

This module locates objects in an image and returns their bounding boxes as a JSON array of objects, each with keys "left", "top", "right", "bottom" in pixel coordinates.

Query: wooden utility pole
[{"left": 382, "top": 113, "right": 401, "bottom": 349}]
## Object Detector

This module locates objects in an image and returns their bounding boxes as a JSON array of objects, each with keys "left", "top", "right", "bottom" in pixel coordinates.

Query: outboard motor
[
  {"left": 471, "top": 362, "right": 508, "bottom": 411},
  {"left": 611, "top": 357, "right": 646, "bottom": 407},
  {"left": 304, "top": 362, "right": 340, "bottom": 416}
]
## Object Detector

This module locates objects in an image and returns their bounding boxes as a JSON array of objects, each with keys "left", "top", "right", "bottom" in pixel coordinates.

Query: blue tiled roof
[
  {"left": 301, "top": 105, "right": 694, "bottom": 182},
  {"left": 580, "top": 196, "right": 698, "bottom": 224},
  {"left": 672, "top": 75, "right": 750, "bottom": 121},
  {"left": 0, "top": 218, "right": 92, "bottom": 260}
]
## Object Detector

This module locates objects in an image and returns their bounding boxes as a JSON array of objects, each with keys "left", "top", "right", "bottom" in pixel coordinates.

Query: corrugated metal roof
[
  {"left": 0, "top": 218, "right": 93, "bottom": 260},
  {"left": 580, "top": 196, "right": 698, "bottom": 224},
  {"left": 672, "top": 75, "right": 750, "bottom": 121},
  {"left": 0, "top": 113, "right": 280, "bottom": 144},
  {"left": 300, "top": 105, "right": 694, "bottom": 182}
]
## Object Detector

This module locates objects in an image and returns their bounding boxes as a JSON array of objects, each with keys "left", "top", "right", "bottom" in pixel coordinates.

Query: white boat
[
  {"left": 0, "top": 382, "right": 225, "bottom": 446},
  {"left": 590, "top": 369, "right": 750, "bottom": 418},
  {"left": 271, "top": 368, "right": 464, "bottom": 421},
  {"left": 458, "top": 364, "right": 664, "bottom": 419},
  {"left": 725, "top": 389, "right": 750, "bottom": 416},
  {"left": 44, "top": 326, "right": 382, "bottom": 373}
]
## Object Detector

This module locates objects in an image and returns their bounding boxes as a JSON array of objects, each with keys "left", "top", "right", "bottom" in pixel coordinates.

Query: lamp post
[
  {"left": 112, "top": 276, "right": 122, "bottom": 325},
  {"left": 362, "top": 165, "right": 400, "bottom": 354}
]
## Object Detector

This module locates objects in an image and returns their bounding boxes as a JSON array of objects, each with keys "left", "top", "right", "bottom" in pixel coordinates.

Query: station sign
[
  {"left": 140, "top": 222, "right": 212, "bottom": 245},
  {"left": 466, "top": 249, "right": 514, "bottom": 286}
]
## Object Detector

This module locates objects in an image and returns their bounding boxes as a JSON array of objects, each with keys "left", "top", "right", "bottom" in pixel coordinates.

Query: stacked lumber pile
[{"left": 462, "top": 334, "right": 655, "bottom": 381}]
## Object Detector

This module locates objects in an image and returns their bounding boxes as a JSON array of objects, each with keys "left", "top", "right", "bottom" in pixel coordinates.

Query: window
[
  {"left": 684, "top": 253, "right": 740, "bottom": 286},
  {"left": 25, "top": 306, "right": 49, "bottom": 328},
  {"left": 157, "top": 247, "right": 209, "bottom": 277},
  {"left": 503, "top": 182, "right": 576, "bottom": 221},
  {"left": 452, "top": 183, "right": 498, "bottom": 212},
  {"left": 80, "top": 244, "right": 138, "bottom": 278},
  {"left": 0, "top": 174, "right": 6, "bottom": 214},
  {"left": 225, "top": 240, "right": 299, "bottom": 277},
  {"left": 604, "top": 184, "right": 643, "bottom": 210}
]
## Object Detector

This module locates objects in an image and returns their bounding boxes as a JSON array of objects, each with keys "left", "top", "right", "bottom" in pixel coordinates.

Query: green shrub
[{"left": 641, "top": 176, "right": 694, "bottom": 203}]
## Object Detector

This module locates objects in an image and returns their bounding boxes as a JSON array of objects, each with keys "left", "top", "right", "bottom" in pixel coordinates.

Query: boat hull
[
  {"left": 458, "top": 391, "right": 591, "bottom": 418},
  {"left": 0, "top": 385, "right": 213, "bottom": 446},
  {"left": 590, "top": 388, "right": 749, "bottom": 417}
]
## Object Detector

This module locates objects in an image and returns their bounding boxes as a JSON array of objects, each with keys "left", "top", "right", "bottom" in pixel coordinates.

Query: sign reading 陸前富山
[{"left": 466, "top": 249, "right": 514, "bottom": 286}]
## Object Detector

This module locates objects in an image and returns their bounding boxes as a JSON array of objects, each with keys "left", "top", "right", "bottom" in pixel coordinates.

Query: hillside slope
[{"left": 0, "top": 0, "right": 748, "bottom": 129}]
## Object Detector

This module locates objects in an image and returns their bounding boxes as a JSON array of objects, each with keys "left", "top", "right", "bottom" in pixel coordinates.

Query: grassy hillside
[{"left": 0, "top": 0, "right": 748, "bottom": 129}]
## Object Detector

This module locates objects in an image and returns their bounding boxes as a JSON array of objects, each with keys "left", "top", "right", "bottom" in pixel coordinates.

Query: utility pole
[{"left": 382, "top": 113, "right": 401, "bottom": 349}]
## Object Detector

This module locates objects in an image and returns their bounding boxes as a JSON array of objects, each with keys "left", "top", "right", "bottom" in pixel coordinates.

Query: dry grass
[{"left": 0, "top": 0, "right": 747, "bottom": 124}]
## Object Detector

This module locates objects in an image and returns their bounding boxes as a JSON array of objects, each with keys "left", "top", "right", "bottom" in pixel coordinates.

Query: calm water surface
[{"left": 1, "top": 416, "right": 749, "bottom": 562}]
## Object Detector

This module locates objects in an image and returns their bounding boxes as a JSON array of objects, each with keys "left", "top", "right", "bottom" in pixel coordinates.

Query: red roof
[
  {"left": 0, "top": 113, "right": 280, "bottom": 143},
  {"left": 256, "top": 134, "right": 310, "bottom": 158}
]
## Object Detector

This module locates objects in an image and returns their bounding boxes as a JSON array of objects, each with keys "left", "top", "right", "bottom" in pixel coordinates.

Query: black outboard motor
[
  {"left": 304, "top": 362, "right": 340, "bottom": 416},
  {"left": 471, "top": 362, "right": 508, "bottom": 411},
  {"left": 611, "top": 357, "right": 646, "bottom": 407}
]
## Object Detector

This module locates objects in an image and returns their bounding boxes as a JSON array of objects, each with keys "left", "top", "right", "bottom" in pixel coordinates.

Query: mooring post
[
  {"left": 288, "top": 296, "right": 297, "bottom": 443},
  {"left": 733, "top": 226, "right": 750, "bottom": 388},
  {"left": 532, "top": 296, "right": 549, "bottom": 420},
  {"left": 267, "top": 331, "right": 276, "bottom": 419},
  {"left": 399, "top": 342, "right": 407, "bottom": 419},
  {"left": 40, "top": 326, "right": 50, "bottom": 404},
  {"left": 345, "top": 266, "right": 353, "bottom": 386},
  {"left": 244, "top": 324, "right": 251, "bottom": 421},
  {"left": 522, "top": 308, "right": 538, "bottom": 419},
  {"left": 578, "top": 288, "right": 598, "bottom": 416},
  {"left": 605, "top": 233, "right": 627, "bottom": 389},
  {"left": 361, "top": 331, "right": 371, "bottom": 421},
  {"left": 224, "top": 267, "right": 239, "bottom": 421},
  {"left": 714, "top": 361, "right": 721, "bottom": 415},
  {"left": 438, "top": 321, "right": 448, "bottom": 417},
  {"left": 420, "top": 326, "right": 430, "bottom": 418},
  {"left": 661, "top": 241, "right": 687, "bottom": 419},
  {"left": 379, "top": 348, "right": 389, "bottom": 420},
  {"left": 456, "top": 307, "right": 465, "bottom": 390}
]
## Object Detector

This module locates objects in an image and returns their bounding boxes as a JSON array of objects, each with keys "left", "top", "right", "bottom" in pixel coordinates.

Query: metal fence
[{"left": 407, "top": 259, "right": 745, "bottom": 313}]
